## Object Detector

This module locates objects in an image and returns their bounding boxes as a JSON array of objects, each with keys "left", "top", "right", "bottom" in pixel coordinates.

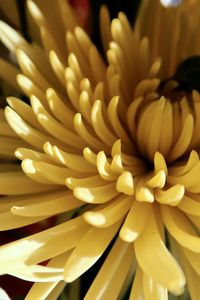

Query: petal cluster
[{"left": 1, "top": 0, "right": 200, "bottom": 299}]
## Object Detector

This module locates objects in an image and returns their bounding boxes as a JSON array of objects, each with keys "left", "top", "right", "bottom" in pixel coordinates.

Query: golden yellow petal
[
  {"left": 65, "top": 175, "right": 104, "bottom": 190},
  {"left": 63, "top": 220, "right": 122, "bottom": 282},
  {"left": 74, "top": 113, "right": 107, "bottom": 152},
  {"left": 0, "top": 216, "right": 88, "bottom": 270},
  {"left": 84, "top": 238, "right": 134, "bottom": 300},
  {"left": 49, "top": 50, "right": 66, "bottom": 85},
  {"left": 154, "top": 152, "right": 168, "bottom": 175},
  {"left": 155, "top": 184, "right": 185, "bottom": 206},
  {"left": 178, "top": 194, "right": 200, "bottom": 216},
  {"left": 96, "top": 151, "right": 117, "bottom": 181},
  {"left": 120, "top": 201, "right": 151, "bottom": 242},
  {"left": 161, "top": 206, "right": 200, "bottom": 252},
  {"left": 11, "top": 190, "right": 82, "bottom": 217},
  {"left": 135, "top": 177, "right": 154, "bottom": 203},
  {"left": 48, "top": 143, "right": 95, "bottom": 173},
  {"left": 107, "top": 96, "right": 133, "bottom": 149},
  {"left": 129, "top": 267, "right": 144, "bottom": 300},
  {"left": 7, "top": 97, "right": 43, "bottom": 131},
  {"left": 147, "top": 170, "right": 166, "bottom": 189},
  {"left": 83, "top": 195, "right": 132, "bottom": 228},
  {"left": 168, "top": 114, "right": 194, "bottom": 162},
  {"left": 178, "top": 247, "right": 200, "bottom": 300},
  {"left": 116, "top": 171, "right": 134, "bottom": 195},
  {"left": 0, "top": 171, "right": 57, "bottom": 195},
  {"left": 0, "top": 58, "right": 19, "bottom": 91},
  {"left": 5, "top": 106, "right": 54, "bottom": 150},
  {"left": 91, "top": 100, "right": 116, "bottom": 147},
  {"left": 0, "top": 211, "right": 45, "bottom": 231},
  {"left": 9, "top": 264, "right": 63, "bottom": 282},
  {"left": 45, "top": 88, "right": 75, "bottom": 130},
  {"left": 135, "top": 206, "right": 185, "bottom": 295},
  {"left": 143, "top": 273, "right": 168, "bottom": 300},
  {"left": 15, "top": 147, "right": 52, "bottom": 163},
  {"left": 169, "top": 150, "right": 199, "bottom": 176},
  {"left": 73, "top": 182, "right": 118, "bottom": 204},
  {"left": 110, "top": 154, "right": 124, "bottom": 174}
]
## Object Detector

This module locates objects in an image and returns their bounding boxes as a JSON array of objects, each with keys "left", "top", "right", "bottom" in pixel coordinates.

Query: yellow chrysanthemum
[{"left": 1, "top": 0, "right": 200, "bottom": 299}]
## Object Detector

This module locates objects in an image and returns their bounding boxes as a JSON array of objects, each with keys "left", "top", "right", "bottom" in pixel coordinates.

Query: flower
[{"left": 1, "top": 0, "right": 200, "bottom": 299}]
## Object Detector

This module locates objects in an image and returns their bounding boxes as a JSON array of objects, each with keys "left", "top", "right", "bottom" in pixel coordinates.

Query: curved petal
[
  {"left": 161, "top": 205, "right": 200, "bottom": 252},
  {"left": 84, "top": 238, "right": 134, "bottom": 300},
  {"left": 134, "top": 206, "right": 185, "bottom": 295},
  {"left": 63, "top": 220, "right": 122, "bottom": 282}
]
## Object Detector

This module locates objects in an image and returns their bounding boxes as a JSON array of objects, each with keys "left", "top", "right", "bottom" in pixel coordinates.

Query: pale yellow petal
[
  {"left": 11, "top": 190, "right": 82, "bottom": 217},
  {"left": 0, "top": 211, "right": 45, "bottom": 231},
  {"left": 120, "top": 201, "right": 151, "bottom": 242},
  {"left": 161, "top": 205, "right": 200, "bottom": 252},
  {"left": 63, "top": 220, "right": 122, "bottom": 282},
  {"left": 84, "top": 238, "right": 134, "bottom": 300},
  {"left": 73, "top": 182, "right": 118, "bottom": 204},
  {"left": 143, "top": 273, "right": 168, "bottom": 300},
  {"left": 0, "top": 171, "right": 57, "bottom": 195},
  {"left": 83, "top": 195, "right": 132, "bottom": 228},
  {"left": 116, "top": 171, "right": 134, "bottom": 195},
  {"left": 129, "top": 267, "right": 144, "bottom": 300},
  {"left": 0, "top": 216, "right": 89, "bottom": 273},
  {"left": 135, "top": 206, "right": 185, "bottom": 295}
]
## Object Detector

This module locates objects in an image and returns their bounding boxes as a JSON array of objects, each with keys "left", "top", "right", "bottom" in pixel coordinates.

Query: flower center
[{"left": 129, "top": 81, "right": 195, "bottom": 167}]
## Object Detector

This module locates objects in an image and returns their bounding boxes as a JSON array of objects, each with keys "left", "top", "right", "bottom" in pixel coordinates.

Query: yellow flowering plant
[{"left": 1, "top": 0, "right": 200, "bottom": 299}]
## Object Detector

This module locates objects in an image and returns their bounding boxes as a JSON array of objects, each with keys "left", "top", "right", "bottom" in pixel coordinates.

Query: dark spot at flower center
[
  {"left": 158, "top": 55, "right": 200, "bottom": 104},
  {"left": 157, "top": 79, "right": 191, "bottom": 103},
  {"left": 174, "top": 55, "right": 200, "bottom": 92}
]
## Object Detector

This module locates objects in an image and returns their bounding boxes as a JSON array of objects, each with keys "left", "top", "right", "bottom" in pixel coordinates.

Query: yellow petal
[
  {"left": 9, "top": 264, "right": 63, "bottom": 282},
  {"left": 50, "top": 143, "right": 95, "bottom": 173},
  {"left": 91, "top": 100, "right": 116, "bottom": 147},
  {"left": 154, "top": 152, "right": 168, "bottom": 174},
  {"left": 63, "top": 220, "right": 122, "bottom": 282},
  {"left": 107, "top": 96, "right": 133, "bottom": 149},
  {"left": 120, "top": 201, "right": 151, "bottom": 242},
  {"left": 11, "top": 190, "right": 82, "bottom": 217},
  {"left": 25, "top": 251, "right": 70, "bottom": 299},
  {"left": 168, "top": 161, "right": 200, "bottom": 193},
  {"left": 182, "top": 247, "right": 200, "bottom": 277},
  {"left": 0, "top": 216, "right": 89, "bottom": 273},
  {"left": 84, "top": 238, "right": 134, "bottom": 300},
  {"left": 74, "top": 113, "right": 107, "bottom": 151},
  {"left": 0, "top": 211, "right": 45, "bottom": 231},
  {"left": 83, "top": 195, "right": 132, "bottom": 228},
  {"left": 73, "top": 183, "right": 118, "bottom": 203},
  {"left": 135, "top": 206, "right": 185, "bottom": 295},
  {"left": 116, "top": 171, "right": 134, "bottom": 195},
  {"left": 178, "top": 194, "right": 200, "bottom": 216},
  {"left": 178, "top": 247, "right": 200, "bottom": 300},
  {"left": 65, "top": 175, "right": 104, "bottom": 190},
  {"left": 129, "top": 267, "right": 144, "bottom": 300},
  {"left": 147, "top": 170, "right": 166, "bottom": 189},
  {"left": 46, "top": 88, "right": 74, "bottom": 130},
  {"left": 161, "top": 206, "right": 200, "bottom": 252},
  {"left": 96, "top": 151, "right": 117, "bottom": 181},
  {"left": 110, "top": 154, "right": 124, "bottom": 174},
  {"left": 143, "top": 273, "right": 168, "bottom": 300},
  {"left": 155, "top": 184, "right": 185, "bottom": 206},
  {"left": 168, "top": 114, "right": 194, "bottom": 162},
  {"left": 0, "top": 171, "right": 56, "bottom": 195},
  {"left": 135, "top": 177, "right": 154, "bottom": 203},
  {"left": 169, "top": 150, "right": 199, "bottom": 176}
]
